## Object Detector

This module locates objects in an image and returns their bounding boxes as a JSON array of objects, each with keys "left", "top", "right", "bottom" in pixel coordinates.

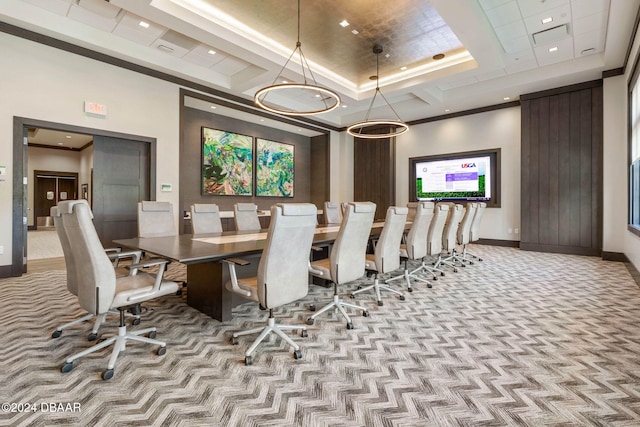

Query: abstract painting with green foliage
[
  {"left": 202, "top": 128, "right": 253, "bottom": 196},
  {"left": 256, "top": 139, "right": 294, "bottom": 197}
]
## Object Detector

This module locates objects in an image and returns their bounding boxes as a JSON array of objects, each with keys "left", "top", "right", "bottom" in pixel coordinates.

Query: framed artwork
[
  {"left": 256, "top": 138, "right": 294, "bottom": 197},
  {"left": 202, "top": 127, "right": 253, "bottom": 196},
  {"left": 81, "top": 183, "right": 88, "bottom": 200}
]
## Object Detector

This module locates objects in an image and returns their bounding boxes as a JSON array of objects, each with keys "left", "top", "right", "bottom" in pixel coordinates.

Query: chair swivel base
[
  {"left": 307, "top": 294, "right": 369, "bottom": 330},
  {"left": 51, "top": 310, "right": 141, "bottom": 341},
  {"left": 386, "top": 268, "right": 432, "bottom": 291},
  {"left": 231, "top": 316, "right": 306, "bottom": 365},
  {"left": 61, "top": 324, "right": 166, "bottom": 380},
  {"left": 351, "top": 277, "right": 406, "bottom": 306}
]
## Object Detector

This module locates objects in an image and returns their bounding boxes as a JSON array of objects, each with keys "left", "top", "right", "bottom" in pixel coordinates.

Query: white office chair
[
  {"left": 465, "top": 202, "right": 486, "bottom": 262},
  {"left": 59, "top": 200, "right": 179, "bottom": 380},
  {"left": 234, "top": 202, "right": 261, "bottom": 231},
  {"left": 351, "top": 206, "right": 408, "bottom": 306},
  {"left": 138, "top": 201, "right": 186, "bottom": 294},
  {"left": 413, "top": 202, "right": 449, "bottom": 280},
  {"left": 406, "top": 202, "right": 419, "bottom": 222},
  {"left": 385, "top": 201, "right": 433, "bottom": 291},
  {"left": 435, "top": 203, "right": 465, "bottom": 272},
  {"left": 307, "top": 202, "right": 376, "bottom": 329},
  {"left": 323, "top": 201, "right": 343, "bottom": 225},
  {"left": 190, "top": 203, "right": 223, "bottom": 235},
  {"left": 453, "top": 202, "right": 478, "bottom": 265},
  {"left": 223, "top": 203, "right": 318, "bottom": 365},
  {"left": 50, "top": 202, "right": 143, "bottom": 341}
]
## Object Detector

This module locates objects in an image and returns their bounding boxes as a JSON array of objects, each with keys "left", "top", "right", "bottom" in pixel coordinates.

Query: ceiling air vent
[{"left": 532, "top": 24, "right": 569, "bottom": 45}]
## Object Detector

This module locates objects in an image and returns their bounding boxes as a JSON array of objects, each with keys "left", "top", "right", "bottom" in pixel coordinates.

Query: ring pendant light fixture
[
  {"left": 254, "top": 0, "right": 341, "bottom": 116},
  {"left": 347, "top": 44, "right": 409, "bottom": 139}
]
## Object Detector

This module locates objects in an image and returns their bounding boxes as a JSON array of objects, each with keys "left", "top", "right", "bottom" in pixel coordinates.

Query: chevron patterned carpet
[{"left": 1, "top": 245, "right": 640, "bottom": 426}]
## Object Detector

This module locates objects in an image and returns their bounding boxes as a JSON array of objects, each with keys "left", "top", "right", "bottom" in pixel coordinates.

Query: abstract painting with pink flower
[{"left": 202, "top": 127, "right": 253, "bottom": 196}]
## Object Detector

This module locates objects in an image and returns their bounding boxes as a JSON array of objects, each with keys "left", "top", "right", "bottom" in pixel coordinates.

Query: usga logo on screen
[{"left": 461, "top": 163, "right": 477, "bottom": 168}]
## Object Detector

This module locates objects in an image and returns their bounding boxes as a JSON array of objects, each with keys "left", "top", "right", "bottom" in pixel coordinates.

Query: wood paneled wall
[
  {"left": 520, "top": 80, "right": 603, "bottom": 256},
  {"left": 353, "top": 136, "right": 395, "bottom": 220}
]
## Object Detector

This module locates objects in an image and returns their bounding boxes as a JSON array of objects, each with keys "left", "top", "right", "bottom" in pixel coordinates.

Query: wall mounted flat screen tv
[{"left": 409, "top": 149, "right": 500, "bottom": 207}]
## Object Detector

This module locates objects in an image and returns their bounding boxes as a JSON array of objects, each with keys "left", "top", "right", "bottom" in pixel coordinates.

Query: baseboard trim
[
  {"left": 476, "top": 238, "right": 519, "bottom": 247},
  {"left": 602, "top": 251, "right": 628, "bottom": 262},
  {"left": 520, "top": 243, "right": 600, "bottom": 256},
  {"left": 28, "top": 225, "right": 36, "bottom": 231},
  {"left": 625, "top": 261, "right": 640, "bottom": 289}
]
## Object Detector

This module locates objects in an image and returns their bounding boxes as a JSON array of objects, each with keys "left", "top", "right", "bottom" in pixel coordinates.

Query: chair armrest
[
  {"left": 310, "top": 245, "right": 323, "bottom": 251},
  {"left": 124, "top": 258, "right": 172, "bottom": 304},
  {"left": 221, "top": 258, "right": 253, "bottom": 298},
  {"left": 108, "top": 250, "right": 142, "bottom": 270},
  {"left": 104, "top": 247, "right": 122, "bottom": 254},
  {"left": 308, "top": 260, "right": 325, "bottom": 277}
]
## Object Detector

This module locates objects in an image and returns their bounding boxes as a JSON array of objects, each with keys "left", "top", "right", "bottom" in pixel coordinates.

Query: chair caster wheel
[
  {"left": 399, "top": 295, "right": 406, "bottom": 301},
  {"left": 157, "top": 346, "right": 166, "bottom": 356},
  {"left": 408, "top": 288, "right": 413, "bottom": 292},
  {"left": 61, "top": 362, "right": 73, "bottom": 373},
  {"left": 244, "top": 356, "right": 253, "bottom": 365},
  {"left": 469, "top": 261, "right": 474, "bottom": 265},
  {"left": 441, "top": 272, "right": 445, "bottom": 276},
  {"left": 453, "top": 269, "right": 458, "bottom": 273},
  {"left": 357, "top": 285, "right": 362, "bottom": 290},
  {"left": 148, "top": 331, "right": 157, "bottom": 339},
  {"left": 293, "top": 349, "right": 303, "bottom": 360},
  {"left": 377, "top": 301, "right": 383, "bottom": 306},
  {"left": 301, "top": 330, "right": 308, "bottom": 338},
  {"left": 102, "top": 369, "right": 114, "bottom": 380},
  {"left": 362, "top": 311, "right": 370, "bottom": 317},
  {"left": 176, "top": 289, "right": 182, "bottom": 296},
  {"left": 346, "top": 322, "right": 354, "bottom": 330},
  {"left": 231, "top": 336, "right": 239, "bottom": 345},
  {"left": 461, "top": 264, "right": 466, "bottom": 268},
  {"left": 479, "top": 258, "right": 483, "bottom": 262},
  {"left": 309, "top": 304, "right": 316, "bottom": 312},
  {"left": 52, "top": 330, "right": 62, "bottom": 338},
  {"left": 306, "top": 318, "right": 314, "bottom": 325},
  {"left": 88, "top": 333, "right": 98, "bottom": 342},
  {"left": 132, "top": 318, "right": 141, "bottom": 326},
  {"left": 349, "top": 294, "right": 355, "bottom": 299},
  {"left": 433, "top": 277, "right": 438, "bottom": 281},
  {"left": 427, "top": 284, "right": 433, "bottom": 289}
]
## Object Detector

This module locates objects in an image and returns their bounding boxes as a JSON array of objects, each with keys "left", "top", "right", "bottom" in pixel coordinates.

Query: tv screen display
[{"left": 415, "top": 155, "right": 491, "bottom": 201}]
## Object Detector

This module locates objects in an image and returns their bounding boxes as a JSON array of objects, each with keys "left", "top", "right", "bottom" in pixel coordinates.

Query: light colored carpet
[
  {"left": 27, "top": 229, "right": 63, "bottom": 260},
  {"left": 1, "top": 245, "right": 640, "bottom": 426}
]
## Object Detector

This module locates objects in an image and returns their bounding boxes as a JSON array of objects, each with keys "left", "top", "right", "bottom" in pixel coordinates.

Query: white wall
[
  {"left": 0, "top": 32, "right": 181, "bottom": 266},
  {"left": 27, "top": 146, "right": 81, "bottom": 226},
  {"left": 395, "top": 107, "right": 521, "bottom": 241}
]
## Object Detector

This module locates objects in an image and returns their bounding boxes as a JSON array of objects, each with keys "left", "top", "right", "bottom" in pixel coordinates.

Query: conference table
[{"left": 115, "top": 224, "right": 386, "bottom": 322}]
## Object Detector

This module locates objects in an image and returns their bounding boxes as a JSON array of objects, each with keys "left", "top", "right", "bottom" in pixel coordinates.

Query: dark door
[
  {"left": 35, "top": 176, "right": 56, "bottom": 220},
  {"left": 58, "top": 177, "right": 77, "bottom": 202},
  {"left": 93, "top": 136, "right": 150, "bottom": 247}
]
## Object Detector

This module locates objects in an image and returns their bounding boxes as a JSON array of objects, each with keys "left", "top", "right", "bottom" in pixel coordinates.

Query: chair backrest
[
  {"left": 404, "top": 202, "right": 432, "bottom": 260},
  {"left": 60, "top": 200, "right": 116, "bottom": 315},
  {"left": 190, "top": 203, "right": 223, "bottom": 235},
  {"left": 457, "top": 203, "right": 477, "bottom": 245},
  {"left": 51, "top": 202, "right": 86, "bottom": 296},
  {"left": 442, "top": 203, "right": 464, "bottom": 251},
  {"left": 323, "top": 201, "right": 343, "bottom": 225},
  {"left": 470, "top": 202, "right": 486, "bottom": 242},
  {"left": 138, "top": 201, "right": 176, "bottom": 238},
  {"left": 257, "top": 203, "right": 318, "bottom": 309},
  {"left": 406, "top": 202, "right": 419, "bottom": 222},
  {"left": 234, "top": 203, "right": 261, "bottom": 231},
  {"left": 427, "top": 203, "right": 449, "bottom": 255},
  {"left": 373, "top": 206, "right": 408, "bottom": 273},
  {"left": 330, "top": 202, "right": 376, "bottom": 285}
]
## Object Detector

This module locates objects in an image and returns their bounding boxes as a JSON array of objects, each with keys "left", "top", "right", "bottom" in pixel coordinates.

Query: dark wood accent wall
[
  {"left": 310, "top": 134, "right": 329, "bottom": 209},
  {"left": 180, "top": 107, "right": 316, "bottom": 231},
  {"left": 520, "top": 80, "right": 603, "bottom": 256},
  {"left": 353, "top": 136, "right": 395, "bottom": 220}
]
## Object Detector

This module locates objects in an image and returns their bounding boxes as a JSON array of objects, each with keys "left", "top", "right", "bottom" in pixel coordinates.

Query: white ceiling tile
[
  {"left": 499, "top": 34, "right": 532, "bottom": 54},
  {"left": 493, "top": 20, "right": 528, "bottom": 40},
  {"left": 76, "top": 0, "right": 121, "bottom": 19},
  {"left": 210, "top": 56, "right": 251, "bottom": 76},
  {"left": 517, "top": 0, "right": 570, "bottom": 18},
  {"left": 523, "top": 4, "right": 572, "bottom": 35},
  {"left": 67, "top": 3, "right": 120, "bottom": 32},
  {"left": 183, "top": 45, "right": 227, "bottom": 68},
  {"left": 571, "top": 0, "right": 609, "bottom": 19},
  {"left": 504, "top": 55, "right": 538, "bottom": 73},
  {"left": 111, "top": 12, "right": 165, "bottom": 46},
  {"left": 533, "top": 36, "right": 574, "bottom": 66},
  {"left": 22, "top": 0, "right": 71, "bottom": 16},
  {"left": 573, "top": 28, "right": 605, "bottom": 56},
  {"left": 484, "top": 1, "right": 523, "bottom": 28},
  {"left": 478, "top": 0, "right": 514, "bottom": 11},
  {"left": 572, "top": 12, "right": 608, "bottom": 35}
]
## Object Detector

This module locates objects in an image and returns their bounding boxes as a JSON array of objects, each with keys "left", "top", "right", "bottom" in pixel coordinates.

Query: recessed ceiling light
[
  {"left": 549, "top": 46, "right": 558, "bottom": 52},
  {"left": 57, "top": 142, "right": 63, "bottom": 146},
  {"left": 207, "top": 49, "right": 216, "bottom": 55},
  {"left": 351, "top": 29, "right": 359, "bottom": 35},
  {"left": 504, "top": 97, "right": 510, "bottom": 101},
  {"left": 445, "top": 109, "right": 451, "bottom": 112},
  {"left": 210, "top": 105, "right": 216, "bottom": 109},
  {"left": 541, "top": 17, "right": 553, "bottom": 24},
  {"left": 297, "top": 128, "right": 302, "bottom": 132},
  {"left": 260, "top": 119, "right": 265, "bottom": 122},
  {"left": 65, "top": 135, "right": 72, "bottom": 139},
  {"left": 339, "top": 20, "right": 349, "bottom": 27},
  {"left": 433, "top": 53, "right": 445, "bottom": 60},
  {"left": 139, "top": 21, "right": 150, "bottom": 28},
  {"left": 385, "top": 54, "right": 390, "bottom": 58},
  {"left": 400, "top": 66, "right": 407, "bottom": 71},
  {"left": 282, "top": 80, "right": 288, "bottom": 84},
  {"left": 342, "top": 105, "right": 347, "bottom": 108}
]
